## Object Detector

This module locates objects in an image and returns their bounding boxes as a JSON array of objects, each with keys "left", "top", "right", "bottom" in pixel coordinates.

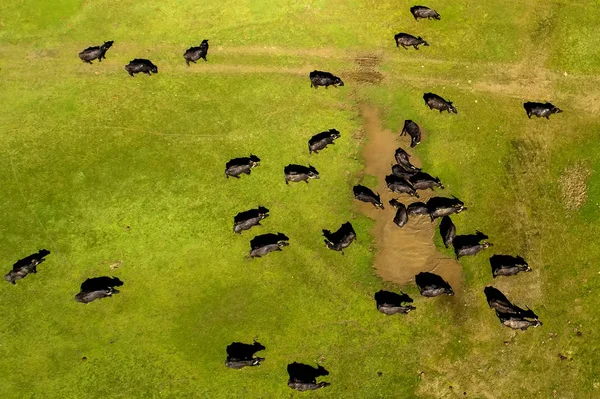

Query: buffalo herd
[{"left": 4, "top": 3, "right": 555, "bottom": 393}]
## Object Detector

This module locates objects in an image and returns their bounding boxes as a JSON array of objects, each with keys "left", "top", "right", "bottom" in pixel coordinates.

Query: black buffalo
[
  {"left": 523, "top": 102, "right": 562, "bottom": 119},
  {"left": 284, "top": 164, "right": 319, "bottom": 184},
  {"left": 225, "top": 340, "right": 265, "bottom": 369},
  {"left": 496, "top": 311, "right": 542, "bottom": 330},
  {"left": 287, "top": 362, "right": 330, "bottom": 391},
  {"left": 385, "top": 175, "right": 419, "bottom": 198},
  {"left": 439, "top": 216, "right": 456, "bottom": 248},
  {"left": 423, "top": 92, "right": 457, "bottom": 114},
  {"left": 407, "top": 202, "right": 430, "bottom": 217},
  {"left": 124, "top": 59, "right": 158, "bottom": 77},
  {"left": 394, "top": 147, "right": 420, "bottom": 171},
  {"left": 309, "top": 129, "right": 341, "bottom": 154},
  {"left": 225, "top": 155, "right": 260, "bottom": 179},
  {"left": 374, "top": 290, "right": 415, "bottom": 315},
  {"left": 484, "top": 287, "right": 538, "bottom": 320},
  {"left": 4, "top": 249, "right": 50, "bottom": 285},
  {"left": 323, "top": 222, "right": 356, "bottom": 255},
  {"left": 79, "top": 41, "right": 114, "bottom": 64},
  {"left": 409, "top": 172, "right": 444, "bottom": 191},
  {"left": 415, "top": 272, "right": 454, "bottom": 297},
  {"left": 250, "top": 233, "right": 289, "bottom": 258},
  {"left": 410, "top": 6, "right": 441, "bottom": 21},
  {"left": 354, "top": 185, "right": 384, "bottom": 209},
  {"left": 309, "top": 70, "right": 344, "bottom": 89},
  {"left": 233, "top": 206, "right": 269, "bottom": 234},
  {"left": 400, "top": 120, "right": 422, "bottom": 147},
  {"left": 75, "top": 276, "right": 123, "bottom": 304},
  {"left": 453, "top": 231, "right": 492, "bottom": 259},
  {"left": 427, "top": 196, "right": 467, "bottom": 220},
  {"left": 184, "top": 39, "right": 209, "bottom": 65},
  {"left": 389, "top": 199, "right": 408, "bottom": 227},
  {"left": 490, "top": 254, "right": 531, "bottom": 278},
  {"left": 395, "top": 33, "right": 429, "bottom": 50},
  {"left": 391, "top": 164, "right": 418, "bottom": 180}
]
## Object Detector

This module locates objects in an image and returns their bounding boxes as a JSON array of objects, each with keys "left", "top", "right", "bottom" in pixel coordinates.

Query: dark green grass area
[{"left": 1, "top": 1, "right": 600, "bottom": 398}]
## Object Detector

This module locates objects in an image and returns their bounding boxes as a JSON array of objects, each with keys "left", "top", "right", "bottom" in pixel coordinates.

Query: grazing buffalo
[
  {"left": 250, "top": 233, "right": 289, "bottom": 258},
  {"left": 523, "top": 102, "right": 562, "bottom": 119},
  {"left": 385, "top": 175, "right": 419, "bottom": 198},
  {"left": 496, "top": 311, "right": 542, "bottom": 330},
  {"left": 415, "top": 272, "right": 454, "bottom": 297},
  {"left": 374, "top": 290, "right": 415, "bottom": 315},
  {"left": 124, "top": 59, "right": 158, "bottom": 77},
  {"left": 392, "top": 164, "right": 418, "bottom": 180},
  {"left": 439, "top": 216, "right": 456, "bottom": 248},
  {"left": 410, "top": 6, "right": 441, "bottom": 21},
  {"left": 394, "top": 147, "right": 420, "bottom": 171},
  {"left": 233, "top": 206, "right": 269, "bottom": 234},
  {"left": 409, "top": 172, "right": 444, "bottom": 191},
  {"left": 79, "top": 41, "right": 114, "bottom": 64},
  {"left": 75, "top": 276, "right": 123, "bottom": 304},
  {"left": 4, "top": 249, "right": 50, "bottom": 285},
  {"left": 427, "top": 196, "right": 467, "bottom": 220},
  {"left": 225, "top": 155, "right": 260, "bottom": 179},
  {"left": 483, "top": 287, "right": 539, "bottom": 320},
  {"left": 309, "top": 70, "right": 344, "bottom": 89},
  {"left": 423, "top": 93, "right": 457, "bottom": 114},
  {"left": 389, "top": 199, "right": 408, "bottom": 227},
  {"left": 284, "top": 164, "right": 320, "bottom": 184},
  {"left": 456, "top": 242, "right": 492, "bottom": 258},
  {"left": 309, "top": 129, "right": 341, "bottom": 154},
  {"left": 287, "top": 362, "right": 330, "bottom": 391},
  {"left": 407, "top": 202, "right": 430, "bottom": 217},
  {"left": 226, "top": 340, "right": 265, "bottom": 369},
  {"left": 323, "top": 222, "right": 356, "bottom": 255},
  {"left": 454, "top": 231, "right": 492, "bottom": 258},
  {"left": 490, "top": 254, "right": 531, "bottom": 278},
  {"left": 400, "top": 120, "right": 422, "bottom": 147},
  {"left": 394, "top": 33, "right": 429, "bottom": 50},
  {"left": 184, "top": 39, "right": 209, "bottom": 65},
  {"left": 354, "top": 185, "right": 384, "bottom": 209}
]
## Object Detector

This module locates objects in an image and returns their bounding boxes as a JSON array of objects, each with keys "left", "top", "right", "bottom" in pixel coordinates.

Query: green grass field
[{"left": 1, "top": 1, "right": 599, "bottom": 398}]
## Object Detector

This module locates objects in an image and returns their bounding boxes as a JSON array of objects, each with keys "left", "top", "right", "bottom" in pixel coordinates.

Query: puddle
[{"left": 357, "top": 105, "right": 462, "bottom": 290}]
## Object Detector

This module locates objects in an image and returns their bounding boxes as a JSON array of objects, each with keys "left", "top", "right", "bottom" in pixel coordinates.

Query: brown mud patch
[
  {"left": 558, "top": 163, "right": 592, "bottom": 211},
  {"left": 345, "top": 55, "right": 385, "bottom": 85},
  {"left": 357, "top": 105, "right": 462, "bottom": 290}
]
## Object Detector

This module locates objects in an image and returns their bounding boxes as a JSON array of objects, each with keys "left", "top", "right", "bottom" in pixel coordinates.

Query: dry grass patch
[{"left": 558, "top": 163, "right": 592, "bottom": 211}]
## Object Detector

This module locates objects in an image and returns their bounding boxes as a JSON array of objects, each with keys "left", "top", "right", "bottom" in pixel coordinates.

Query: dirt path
[{"left": 356, "top": 105, "right": 462, "bottom": 290}]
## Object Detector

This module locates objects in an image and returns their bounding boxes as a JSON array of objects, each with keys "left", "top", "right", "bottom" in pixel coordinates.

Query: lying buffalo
[
  {"left": 385, "top": 175, "right": 419, "bottom": 198},
  {"left": 496, "top": 311, "right": 542, "bottom": 331},
  {"left": 389, "top": 199, "right": 408, "bottom": 227},
  {"left": 423, "top": 93, "right": 457, "bottom": 114},
  {"left": 184, "top": 39, "right": 209, "bottom": 65},
  {"left": 439, "top": 216, "right": 456, "bottom": 248},
  {"left": 523, "top": 102, "right": 562, "bottom": 119},
  {"left": 287, "top": 362, "right": 330, "bottom": 391},
  {"left": 226, "top": 340, "right": 265, "bottom": 369},
  {"left": 124, "top": 59, "right": 158, "bottom": 77},
  {"left": 250, "top": 233, "right": 289, "bottom": 258},
  {"left": 407, "top": 202, "right": 430, "bottom": 217},
  {"left": 394, "top": 147, "right": 420, "bottom": 171},
  {"left": 309, "top": 129, "right": 340, "bottom": 154},
  {"left": 409, "top": 172, "right": 444, "bottom": 191},
  {"left": 394, "top": 33, "right": 429, "bottom": 50},
  {"left": 354, "top": 185, "right": 384, "bottom": 209},
  {"left": 284, "top": 164, "right": 320, "bottom": 184},
  {"left": 4, "top": 249, "right": 50, "bottom": 285},
  {"left": 233, "top": 206, "right": 269, "bottom": 234},
  {"left": 75, "top": 276, "right": 123, "bottom": 304},
  {"left": 309, "top": 70, "right": 344, "bottom": 89},
  {"left": 415, "top": 272, "right": 454, "bottom": 297},
  {"left": 323, "top": 222, "right": 356, "bottom": 255},
  {"left": 484, "top": 287, "right": 539, "bottom": 320},
  {"left": 400, "top": 120, "right": 422, "bottom": 147},
  {"left": 79, "top": 41, "right": 114, "bottom": 64},
  {"left": 427, "top": 196, "right": 467, "bottom": 220},
  {"left": 374, "top": 290, "right": 415, "bottom": 315},
  {"left": 454, "top": 231, "right": 492, "bottom": 258},
  {"left": 225, "top": 155, "right": 260, "bottom": 179},
  {"left": 410, "top": 6, "right": 441, "bottom": 21},
  {"left": 490, "top": 254, "right": 531, "bottom": 278}
]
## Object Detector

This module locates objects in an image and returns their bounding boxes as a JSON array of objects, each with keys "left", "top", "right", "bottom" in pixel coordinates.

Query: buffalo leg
[
  {"left": 144, "top": 71, "right": 151, "bottom": 76},
  {"left": 414, "top": 45, "right": 419, "bottom": 50}
]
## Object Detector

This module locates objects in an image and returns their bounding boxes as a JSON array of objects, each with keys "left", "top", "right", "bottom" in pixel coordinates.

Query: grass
[{"left": 1, "top": 1, "right": 599, "bottom": 398}]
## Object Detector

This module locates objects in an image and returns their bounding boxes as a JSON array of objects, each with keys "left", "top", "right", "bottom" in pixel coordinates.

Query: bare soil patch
[{"left": 357, "top": 105, "right": 462, "bottom": 289}]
